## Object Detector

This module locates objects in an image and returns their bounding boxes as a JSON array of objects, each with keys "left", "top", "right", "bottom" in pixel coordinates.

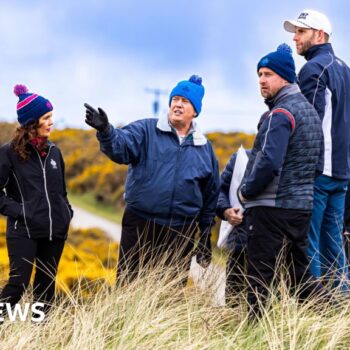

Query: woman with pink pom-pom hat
[{"left": 0, "top": 85, "right": 73, "bottom": 321}]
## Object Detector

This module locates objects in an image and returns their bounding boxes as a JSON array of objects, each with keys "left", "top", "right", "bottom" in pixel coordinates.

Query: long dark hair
[{"left": 11, "top": 120, "right": 39, "bottom": 162}]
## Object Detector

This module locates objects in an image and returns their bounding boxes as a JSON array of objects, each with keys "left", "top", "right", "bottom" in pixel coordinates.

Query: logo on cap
[{"left": 298, "top": 12, "right": 309, "bottom": 20}]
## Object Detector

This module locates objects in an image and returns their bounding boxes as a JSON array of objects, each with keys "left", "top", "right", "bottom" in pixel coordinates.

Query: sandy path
[{"left": 70, "top": 205, "right": 122, "bottom": 241}]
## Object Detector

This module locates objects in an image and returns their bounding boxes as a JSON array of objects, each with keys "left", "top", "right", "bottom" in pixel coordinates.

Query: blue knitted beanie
[
  {"left": 257, "top": 44, "right": 297, "bottom": 83},
  {"left": 14, "top": 85, "right": 53, "bottom": 126},
  {"left": 169, "top": 75, "right": 205, "bottom": 116}
]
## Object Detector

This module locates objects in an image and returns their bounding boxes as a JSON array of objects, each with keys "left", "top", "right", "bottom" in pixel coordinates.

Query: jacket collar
[
  {"left": 28, "top": 139, "right": 55, "bottom": 147},
  {"left": 156, "top": 114, "right": 207, "bottom": 146},
  {"left": 304, "top": 43, "right": 334, "bottom": 61},
  {"left": 264, "top": 84, "right": 300, "bottom": 110}
]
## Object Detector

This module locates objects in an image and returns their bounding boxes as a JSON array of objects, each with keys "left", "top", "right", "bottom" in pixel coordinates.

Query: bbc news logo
[{"left": 0, "top": 303, "right": 45, "bottom": 322}]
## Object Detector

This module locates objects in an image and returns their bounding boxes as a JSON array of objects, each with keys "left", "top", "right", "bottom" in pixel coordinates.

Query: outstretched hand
[{"left": 84, "top": 103, "right": 110, "bottom": 133}]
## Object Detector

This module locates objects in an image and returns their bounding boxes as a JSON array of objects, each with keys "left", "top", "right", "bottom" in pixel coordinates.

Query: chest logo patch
[{"left": 50, "top": 159, "right": 58, "bottom": 169}]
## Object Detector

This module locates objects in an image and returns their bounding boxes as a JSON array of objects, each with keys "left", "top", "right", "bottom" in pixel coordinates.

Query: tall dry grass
[{"left": 0, "top": 253, "right": 350, "bottom": 350}]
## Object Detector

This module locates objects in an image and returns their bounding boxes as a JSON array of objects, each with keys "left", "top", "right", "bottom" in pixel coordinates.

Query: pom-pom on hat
[
  {"left": 257, "top": 43, "right": 297, "bottom": 83},
  {"left": 169, "top": 75, "right": 205, "bottom": 117},
  {"left": 14, "top": 84, "right": 53, "bottom": 126}
]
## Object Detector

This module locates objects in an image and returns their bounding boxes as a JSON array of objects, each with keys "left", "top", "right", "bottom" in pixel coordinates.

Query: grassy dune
[{"left": 0, "top": 260, "right": 349, "bottom": 349}]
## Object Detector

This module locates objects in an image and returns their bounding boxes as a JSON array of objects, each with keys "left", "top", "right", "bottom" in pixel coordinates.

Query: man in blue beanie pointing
[
  {"left": 84, "top": 75, "right": 220, "bottom": 286},
  {"left": 239, "top": 44, "right": 329, "bottom": 316}
]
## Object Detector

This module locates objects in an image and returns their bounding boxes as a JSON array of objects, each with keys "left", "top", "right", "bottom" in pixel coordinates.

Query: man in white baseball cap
[
  {"left": 284, "top": 9, "right": 350, "bottom": 291},
  {"left": 284, "top": 9, "right": 332, "bottom": 36}
]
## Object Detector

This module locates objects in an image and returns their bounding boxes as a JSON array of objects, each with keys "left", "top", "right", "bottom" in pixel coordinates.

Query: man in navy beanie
[
  {"left": 83, "top": 75, "right": 220, "bottom": 287},
  {"left": 238, "top": 44, "right": 330, "bottom": 316}
]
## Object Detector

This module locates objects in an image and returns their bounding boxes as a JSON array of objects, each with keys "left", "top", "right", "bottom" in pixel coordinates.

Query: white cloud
[
  {"left": 0, "top": 50, "right": 263, "bottom": 132},
  {"left": 0, "top": 0, "right": 349, "bottom": 135}
]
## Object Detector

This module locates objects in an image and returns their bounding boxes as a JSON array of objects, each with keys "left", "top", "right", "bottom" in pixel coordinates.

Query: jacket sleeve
[
  {"left": 58, "top": 149, "right": 74, "bottom": 218},
  {"left": 0, "top": 145, "right": 23, "bottom": 218},
  {"left": 344, "top": 183, "right": 350, "bottom": 233},
  {"left": 240, "top": 111, "right": 293, "bottom": 199},
  {"left": 216, "top": 153, "right": 237, "bottom": 220},
  {"left": 298, "top": 62, "right": 327, "bottom": 120},
  {"left": 199, "top": 146, "right": 220, "bottom": 232},
  {"left": 96, "top": 120, "right": 147, "bottom": 165}
]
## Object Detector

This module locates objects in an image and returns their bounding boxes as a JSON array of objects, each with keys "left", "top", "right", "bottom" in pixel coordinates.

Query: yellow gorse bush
[
  {"left": 0, "top": 216, "right": 119, "bottom": 296},
  {"left": 0, "top": 122, "right": 255, "bottom": 211}
]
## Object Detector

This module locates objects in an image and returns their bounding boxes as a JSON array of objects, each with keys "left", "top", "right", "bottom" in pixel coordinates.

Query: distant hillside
[{"left": 0, "top": 122, "right": 17, "bottom": 145}]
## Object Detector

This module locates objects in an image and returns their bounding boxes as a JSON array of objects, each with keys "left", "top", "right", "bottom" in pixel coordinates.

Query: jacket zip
[
  {"left": 11, "top": 171, "right": 30, "bottom": 238},
  {"left": 3, "top": 177, "right": 16, "bottom": 229},
  {"left": 35, "top": 146, "right": 53, "bottom": 240},
  {"left": 64, "top": 202, "right": 72, "bottom": 220},
  {"left": 168, "top": 140, "right": 182, "bottom": 220}
]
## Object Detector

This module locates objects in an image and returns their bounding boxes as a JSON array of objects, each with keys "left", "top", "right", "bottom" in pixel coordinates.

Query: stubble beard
[
  {"left": 298, "top": 33, "right": 317, "bottom": 56},
  {"left": 261, "top": 89, "right": 274, "bottom": 100}
]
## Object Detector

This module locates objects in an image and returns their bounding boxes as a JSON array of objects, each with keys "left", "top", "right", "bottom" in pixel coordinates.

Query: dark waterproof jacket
[
  {"left": 344, "top": 184, "right": 350, "bottom": 233},
  {"left": 96, "top": 116, "right": 220, "bottom": 230},
  {"left": 0, "top": 142, "right": 73, "bottom": 240},
  {"left": 240, "top": 84, "right": 323, "bottom": 211},
  {"left": 217, "top": 150, "right": 251, "bottom": 252},
  {"left": 299, "top": 43, "right": 350, "bottom": 180},
  {"left": 217, "top": 150, "right": 251, "bottom": 219}
]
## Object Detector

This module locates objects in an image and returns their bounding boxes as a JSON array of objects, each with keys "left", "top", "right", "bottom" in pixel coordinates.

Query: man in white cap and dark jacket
[{"left": 284, "top": 9, "right": 350, "bottom": 290}]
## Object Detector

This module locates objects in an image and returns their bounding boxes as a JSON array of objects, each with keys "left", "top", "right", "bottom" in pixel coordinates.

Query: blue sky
[{"left": 0, "top": 0, "right": 348, "bottom": 133}]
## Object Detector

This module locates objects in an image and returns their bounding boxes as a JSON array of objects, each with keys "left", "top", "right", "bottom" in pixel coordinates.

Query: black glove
[
  {"left": 196, "top": 227, "right": 212, "bottom": 268},
  {"left": 84, "top": 103, "right": 110, "bottom": 133}
]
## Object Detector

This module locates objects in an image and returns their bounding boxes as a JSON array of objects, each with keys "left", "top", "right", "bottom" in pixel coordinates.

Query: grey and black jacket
[
  {"left": 240, "top": 84, "right": 323, "bottom": 211},
  {"left": 0, "top": 142, "right": 73, "bottom": 240}
]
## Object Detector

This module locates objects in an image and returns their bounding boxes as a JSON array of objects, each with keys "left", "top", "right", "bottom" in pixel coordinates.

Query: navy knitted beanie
[
  {"left": 257, "top": 44, "right": 297, "bottom": 83},
  {"left": 14, "top": 84, "right": 53, "bottom": 126},
  {"left": 169, "top": 75, "right": 205, "bottom": 117}
]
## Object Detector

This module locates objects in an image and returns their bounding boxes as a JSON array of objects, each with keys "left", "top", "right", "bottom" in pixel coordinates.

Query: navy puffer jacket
[{"left": 97, "top": 116, "right": 220, "bottom": 229}]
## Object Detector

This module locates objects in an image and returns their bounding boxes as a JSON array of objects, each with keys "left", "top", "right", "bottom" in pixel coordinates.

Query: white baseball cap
[{"left": 284, "top": 9, "right": 332, "bottom": 36}]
